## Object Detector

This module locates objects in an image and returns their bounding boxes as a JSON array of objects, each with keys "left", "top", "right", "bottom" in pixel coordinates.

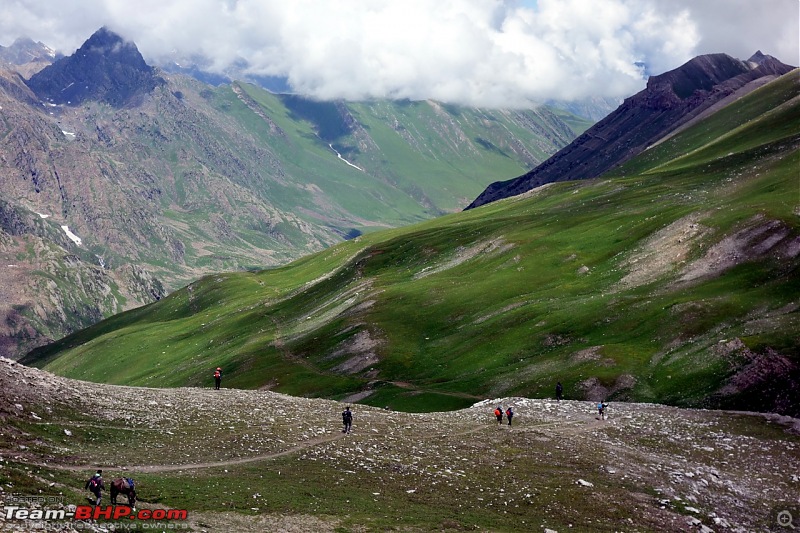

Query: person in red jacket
[{"left": 214, "top": 367, "right": 222, "bottom": 390}]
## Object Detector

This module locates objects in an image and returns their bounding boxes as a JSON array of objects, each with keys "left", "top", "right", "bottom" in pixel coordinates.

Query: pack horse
[{"left": 110, "top": 477, "right": 137, "bottom": 508}]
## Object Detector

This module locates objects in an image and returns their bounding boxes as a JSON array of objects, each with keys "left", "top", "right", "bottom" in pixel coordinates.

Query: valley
[
  {"left": 0, "top": 29, "right": 588, "bottom": 360},
  {"left": 0, "top": 16, "right": 798, "bottom": 533},
  {"left": 23, "top": 69, "right": 800, "bottom": 417},
  {"left": 1, "top": 358, "right": 798, "bottom": 532}
]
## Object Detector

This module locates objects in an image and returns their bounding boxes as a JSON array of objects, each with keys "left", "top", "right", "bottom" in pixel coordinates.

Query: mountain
[
  {"left": 0, "top": 37, "right": 56, "bottom": 66},
  {"left": 23, "top": 70, "right": 800, "bottom": 416},
  {"left": 25, "top": 27, "right": 165, "bottom": 107},
  {"left": 0, "top": 29, "right": 586, "bottom": 359},
  {"left": 3, "top": 356, "right": 797, "bottom": 532},
  {"left": 0, "top": 37, "right": 55, "bottom": 80},
  {"left": 467, "top": 52, "right": 796, "bottom": 209}
]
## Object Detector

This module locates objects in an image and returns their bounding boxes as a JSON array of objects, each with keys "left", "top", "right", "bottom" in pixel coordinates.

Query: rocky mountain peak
[
  {"left": 747, "top": 50, "right": 771, "bottom": 65},
  {"left": 0, "top": 37, "right": 56, "bottom": 65},
  {"left": 467, "top": 52, "right": 795, "bottom": 209},
  {"left": 25, "top": 26, "right": 164, "bottom": 107},
  {"left": 644, "top": 53, "right": 750, "bottom": 100}
]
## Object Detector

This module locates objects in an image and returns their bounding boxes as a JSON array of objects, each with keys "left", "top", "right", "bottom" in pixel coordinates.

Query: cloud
[{"left": 1, "top": 0, "right": 796, "bottom": 108}]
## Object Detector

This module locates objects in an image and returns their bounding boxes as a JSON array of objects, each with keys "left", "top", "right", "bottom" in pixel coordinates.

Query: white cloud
[{"left": 1, "top": 0, "right": 796, "bottom": 108}]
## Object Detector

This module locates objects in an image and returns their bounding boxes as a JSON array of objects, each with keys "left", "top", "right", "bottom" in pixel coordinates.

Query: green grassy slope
[
  {"left": 24, "top": 71, "right": 800, "bottom": 415},
  {"left": 228, "top": 83, "right": 584, "bottom": 226}
]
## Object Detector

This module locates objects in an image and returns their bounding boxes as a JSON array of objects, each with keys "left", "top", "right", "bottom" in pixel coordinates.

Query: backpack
[
  {"left": 214, "top": 370, "right": 221, "bottom": 378},
  {"left": 87, "top": 477, "right": 99, "bottom": 490},
  {"left": 494, "top": 408, "right": 502, "bottom": 417},
  {"left": 506, "top": 409, "right": 512, "bottom": 417}
]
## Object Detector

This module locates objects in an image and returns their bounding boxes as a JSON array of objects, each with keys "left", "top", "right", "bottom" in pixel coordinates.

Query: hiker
[
  {"left": 84, "top": 469, "right": 104, "bottom": 506},
  {"left": 505, "top": 406, "right": 514, "bottom": 426},
  {"left": 556, "top": 382, "right": 563, "bottom": 402},
  {"left": 342, "top": 406, "right": 353, "bottom": 433},
  {"left": 494, "top": 405, "right": 504, "bottom": 425},
  {"left": 214, "top": 367, "right": 222, "bottom": 390},
  {"left": 597, "top": 401, "right": 608, "bottom": 420}
]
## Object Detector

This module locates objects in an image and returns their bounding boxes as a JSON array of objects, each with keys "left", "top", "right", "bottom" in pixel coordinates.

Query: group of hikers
[
  {"left": 493, "top": 382, "right": 610, "bottom": 426},
  {"left": 493, "top": 405, "right": 515, "bottom": 425},
  {"left": 337, "top": 382, "right": 609, "bottom": 436}
]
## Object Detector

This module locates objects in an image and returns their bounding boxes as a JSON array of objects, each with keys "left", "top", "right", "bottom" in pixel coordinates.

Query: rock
[
  {"left": 577, "top": 479, "right": 594, "bottom": 487},
  {"left": 64, "top": 429, "right": 72, "bottom": 437}
]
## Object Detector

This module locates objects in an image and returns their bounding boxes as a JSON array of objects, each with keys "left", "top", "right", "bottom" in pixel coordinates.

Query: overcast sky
[{"left": 2, "top": 0, "right": 797, "bottom": 107}]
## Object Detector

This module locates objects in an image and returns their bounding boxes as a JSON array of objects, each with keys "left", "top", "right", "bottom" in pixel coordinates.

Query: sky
[{"left": 1, "top": 0, "right": 798, "bottom": 108}]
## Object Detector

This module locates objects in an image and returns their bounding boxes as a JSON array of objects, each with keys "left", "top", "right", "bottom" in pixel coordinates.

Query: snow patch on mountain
[
  {"left": 329, "top": 144, "right": 363, "bottom": 171},
  {"left": 60, "top": 225, "right": 82, "bottom": 245}
]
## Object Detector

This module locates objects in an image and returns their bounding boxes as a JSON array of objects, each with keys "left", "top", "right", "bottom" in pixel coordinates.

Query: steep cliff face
[{"left": 467, "top": 53, "right": 796, "bottom": 209}]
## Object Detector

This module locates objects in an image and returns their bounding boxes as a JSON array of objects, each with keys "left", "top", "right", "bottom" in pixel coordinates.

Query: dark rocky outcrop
[
  {"left": 25, "top": 27, "right": 164, "bottom": 107},
  {"left": 467, "top": 52, "right": 796, "bottom": 209}
]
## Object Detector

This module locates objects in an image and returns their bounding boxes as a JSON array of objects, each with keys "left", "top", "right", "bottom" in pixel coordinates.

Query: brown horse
[{"left": 110, "top": 478, "right": 137, "bottom": 508}]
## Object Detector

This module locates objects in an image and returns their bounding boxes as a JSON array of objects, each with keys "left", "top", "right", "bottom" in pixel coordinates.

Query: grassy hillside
[
  {"left": 24, "top": 71, "right": 800, "bottom": 415},
  {"left": 225, "top": 82, "right": 586, "bottom": 225}
]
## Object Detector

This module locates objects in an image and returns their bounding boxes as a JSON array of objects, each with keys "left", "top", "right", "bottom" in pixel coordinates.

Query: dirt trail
[
  {"left": 5, "top": 359, "right": 799, "bottom": 533},
  {"left": 34, "top": 432, "right": 347, "bottom": 473}
]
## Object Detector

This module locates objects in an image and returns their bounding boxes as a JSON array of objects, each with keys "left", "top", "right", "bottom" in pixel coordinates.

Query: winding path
[{"left": 32, "top": 432, "right": 347, "bottom": 473}]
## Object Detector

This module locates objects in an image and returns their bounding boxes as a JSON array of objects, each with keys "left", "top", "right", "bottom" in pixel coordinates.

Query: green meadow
[{"left": 24, "top": 71, "right": 800, "bottom": 416}]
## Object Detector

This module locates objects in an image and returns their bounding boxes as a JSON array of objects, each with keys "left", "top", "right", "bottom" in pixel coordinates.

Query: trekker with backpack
[
  {"left": 494, "top": 405, "right": 504, "bottom": 425},
  {"left": 505, "top": 406, "right": 514, "bottom": 426},
  {"left": 85, "top": 469, "right": 104, "bottom": 506},
  {"left": 597, "top": 401, "right": 608, "bottom": 420},
  {"left": 213, "top": 367, "right": 222, "bottom": 390},
  {"left": 556, "top": 382, "right": 563, "bottom": 402},
  {"left": 342, "top": 406, "right": 353, "bottom": 433}
]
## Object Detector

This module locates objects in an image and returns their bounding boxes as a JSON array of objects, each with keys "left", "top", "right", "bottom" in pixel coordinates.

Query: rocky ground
[{"left": 1, "top": 357, "right": 798, "bottom": 532}]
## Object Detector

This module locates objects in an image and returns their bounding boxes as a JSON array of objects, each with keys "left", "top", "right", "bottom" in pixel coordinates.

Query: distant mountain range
[
  {"left": 467, "top": 51, "right": 796, "bottom": 208},
  {"left": 0, "top": 28, "right": 588, "bottom": 359}
]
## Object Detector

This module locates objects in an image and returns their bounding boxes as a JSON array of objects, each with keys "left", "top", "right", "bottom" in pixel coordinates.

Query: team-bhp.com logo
[{"left": 4, "top": 505, "right": 188, "bottom": 521}]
